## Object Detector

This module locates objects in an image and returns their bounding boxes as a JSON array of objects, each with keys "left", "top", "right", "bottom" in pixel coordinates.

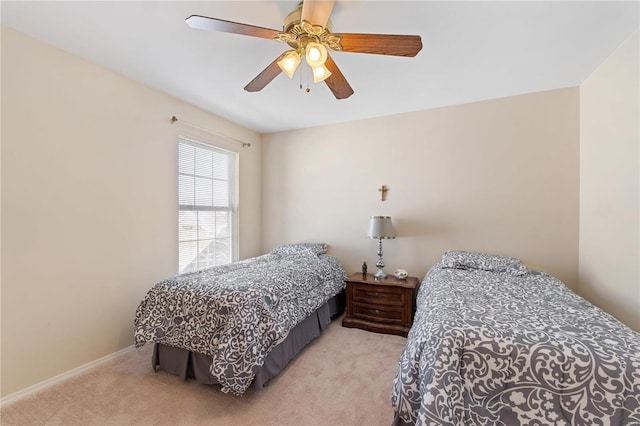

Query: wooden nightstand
[{"left": 342, "top": 273, "right": 419, "bottom": 337}]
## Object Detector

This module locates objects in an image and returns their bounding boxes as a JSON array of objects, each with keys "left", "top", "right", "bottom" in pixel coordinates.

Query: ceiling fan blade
[
  {"left": 186, "top": 15, "right": 280, "bottom": 39},
  {"left": 301, "top": 0, "right": 335, "bottom": 28},
  {"left": 244, "top": 54, "right": 284, "bottom": 92},
  {"left": 337, "top": 33, "right": 423, "bottom": 57},
  {"left": 324, "top": 54, "right": 354, "bottom": 100}
]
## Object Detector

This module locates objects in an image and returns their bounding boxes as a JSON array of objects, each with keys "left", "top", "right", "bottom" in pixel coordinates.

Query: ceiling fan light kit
[
  {"left": 276, "top": 40, "right": 331, "bottom": 82},
  {"left": 275, "top": 20, "right": 337, "bottom": 84},
  {"left": 185, "top": 0, "right": 423, "bottom": 99}
]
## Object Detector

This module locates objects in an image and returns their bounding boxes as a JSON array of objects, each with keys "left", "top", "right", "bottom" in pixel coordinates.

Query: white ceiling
[{"left": 2, "top": 1, "right": 638, "bottom": 134}]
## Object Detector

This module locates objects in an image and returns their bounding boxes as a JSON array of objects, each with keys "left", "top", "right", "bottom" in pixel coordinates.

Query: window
[{"left": 178, "top": 137, "right": 237, "bottom": 273}]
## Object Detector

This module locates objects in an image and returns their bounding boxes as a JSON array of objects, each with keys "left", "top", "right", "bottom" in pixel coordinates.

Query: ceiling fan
[{"left": 185, "top": 1, "right": 422, "bottom": 99}]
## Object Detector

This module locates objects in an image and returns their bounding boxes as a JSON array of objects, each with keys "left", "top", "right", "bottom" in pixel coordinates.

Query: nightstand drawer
[
  {"left": 353, "top": 285, "right": 405, "bottom": 306},
  {"left": 353, "top": 303, "right": 404, "bottom": 324}
]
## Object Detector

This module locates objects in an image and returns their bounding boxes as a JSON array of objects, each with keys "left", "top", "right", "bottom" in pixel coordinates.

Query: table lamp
[{"left": 367, "top": 216, "right": 396, "bottom": 279}]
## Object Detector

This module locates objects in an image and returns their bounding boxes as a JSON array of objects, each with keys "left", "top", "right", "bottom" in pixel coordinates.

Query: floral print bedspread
[
  {"left": 134, "top": 253, "right": 346, "bottom": 395},
  {"left": 392, "top": 264, "right": 640, "bottom": 425}
]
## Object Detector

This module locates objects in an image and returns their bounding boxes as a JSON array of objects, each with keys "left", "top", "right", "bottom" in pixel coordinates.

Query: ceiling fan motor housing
[{"left": 283, "top": 2, "right": 333, "bottom": 33}]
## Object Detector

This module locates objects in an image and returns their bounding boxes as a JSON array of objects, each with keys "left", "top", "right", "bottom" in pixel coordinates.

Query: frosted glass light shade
[
  {"left": 277, "top": 50, "right": 301, "bottom": 78},
  {"left": 312, "top": 64, "right": 332, "bottom": 83},
  {"left": 305, "top": 42, "right": 328, "bottom": 67}
]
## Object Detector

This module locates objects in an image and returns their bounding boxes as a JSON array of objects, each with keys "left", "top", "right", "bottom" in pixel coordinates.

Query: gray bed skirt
[{"left": 152, "top": 290, "right": 345, "bottom": 390}]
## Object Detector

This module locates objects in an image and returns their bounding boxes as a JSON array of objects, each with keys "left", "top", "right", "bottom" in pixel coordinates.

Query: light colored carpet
[{"left": 1, "top": 315, "right": 407, "bottom": 426}]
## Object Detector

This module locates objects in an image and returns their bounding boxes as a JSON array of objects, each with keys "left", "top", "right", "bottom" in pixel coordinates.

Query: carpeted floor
[{"left": 1, "top": 315, "right": 408, "bottom": 426}]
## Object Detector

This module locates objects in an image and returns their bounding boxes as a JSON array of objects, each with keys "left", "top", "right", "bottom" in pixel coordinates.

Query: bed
[
  {"left": 134, "top": 243, "right": 346, "bottom": 395},
  {"left": 392, "top": 251, "right": 640, "bottom": 425}
]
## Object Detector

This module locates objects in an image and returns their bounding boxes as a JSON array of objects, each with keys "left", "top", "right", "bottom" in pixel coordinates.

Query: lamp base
[{"left": 374, "top": 268, "right": 387, "bottom": 279}]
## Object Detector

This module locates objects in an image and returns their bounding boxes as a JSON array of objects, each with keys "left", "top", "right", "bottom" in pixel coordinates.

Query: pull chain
[{"left": 297, "top": 62, "right": 311, "bottom": 93}]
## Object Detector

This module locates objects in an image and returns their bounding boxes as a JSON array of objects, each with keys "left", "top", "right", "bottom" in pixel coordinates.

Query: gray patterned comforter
[
  {"left": 392, "top": 262, "right": 640, "bottom": 425},
  {"left": 134, "top": 253, "right": 346, "bottom": 395}
]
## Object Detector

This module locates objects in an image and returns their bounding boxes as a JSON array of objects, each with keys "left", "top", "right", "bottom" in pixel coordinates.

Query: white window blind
[{"left": 178, "top": 137, "right": 237, "bottom": 273}]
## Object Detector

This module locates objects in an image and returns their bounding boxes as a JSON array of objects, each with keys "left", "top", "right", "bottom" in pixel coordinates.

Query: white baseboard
[{"left": 1, "top": 345, "right": 136, "bottom": 406}]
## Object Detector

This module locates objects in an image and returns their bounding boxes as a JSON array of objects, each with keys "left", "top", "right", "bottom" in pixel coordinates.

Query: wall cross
[{"left": 378, "top": 185, "right": 389, "bottom": 201}]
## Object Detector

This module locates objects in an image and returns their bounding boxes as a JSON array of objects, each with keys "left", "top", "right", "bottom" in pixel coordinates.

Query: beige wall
[
  {"left": 0, "top": 27, "right": 263, "bottom": 397},
  {"left": 262, "top": 88, "right": 580, "bottom": 289},
  {"left": 579, "top": 31, "right": 640, "bottom": 331}
]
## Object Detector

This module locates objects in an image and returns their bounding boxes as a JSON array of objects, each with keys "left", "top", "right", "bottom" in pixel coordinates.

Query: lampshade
[
  {"left": 277, "top": 50, "right": 302, "bottom": 78},
  {"left": 312, "top": 64, "right": 332, "bottom": 83},
  {"left": 367, "top": 216, "right": 396, "bottom": 239},
  {"left": 305, "top": 42, "right": 328, "bottom": 67}
]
